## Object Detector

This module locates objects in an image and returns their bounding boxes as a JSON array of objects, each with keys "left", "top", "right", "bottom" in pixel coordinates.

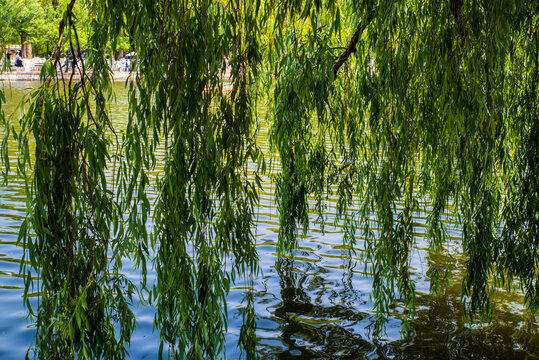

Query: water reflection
[
  {"left": 271, "top": 258, "right": 374, "bottom": 359},
  {"left": 262, "top": 252, "right": 539, "bottom": 359},
  {"left": 393, "top": 291, "right": 539, "bottom": 359},
  {"left": 1, "top": 81, "right": 539, "bottom": 359}
]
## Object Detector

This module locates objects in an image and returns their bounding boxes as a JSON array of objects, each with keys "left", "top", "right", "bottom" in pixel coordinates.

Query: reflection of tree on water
[
  {"left": 268, "top": 252, "right": 539, "bottom": 359},
  {"left": 391, "top": 291, "right": 539, "bottom": 360},
  {"left": 385, "top": 253, "right": 539, "bottom": 359},
  {"left": 273, "top": 257, "right": 374, "bottom": 359},
  {"left": 377, "top": 248, "right": 539, "bottom": 359}
]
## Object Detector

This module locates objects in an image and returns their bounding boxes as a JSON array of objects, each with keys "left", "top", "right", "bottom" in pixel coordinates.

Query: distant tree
[
  {"left": 6, "top": 0, "right": 45, "bottom": 58},
  {"left": 0, "top": 0, "right": 21, "bottom": 50},
  {"left": 0, "top": 0, "right": 91, "bottom": 58}
]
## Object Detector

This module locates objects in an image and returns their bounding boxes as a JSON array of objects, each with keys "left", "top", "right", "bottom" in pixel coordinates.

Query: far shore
[
  {"left": 1, "top": 58, "right": 234, "bottom": 94},
  {"left": 1, "top": 57, "right": 234, "bottom": 90},
  {"left": 1, "top": 69, "right": 234, "bottom": 93},
  {"left": 0, "top": 69, "right": 133, "bottom": 82},
  {"left": 1, "top": 57, "right": 134, "bottom": 82}
]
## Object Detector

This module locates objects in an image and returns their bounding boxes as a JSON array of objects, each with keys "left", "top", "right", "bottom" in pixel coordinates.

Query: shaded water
[{"left": 0, "top": 81, "right": 538, "bottom": 359}]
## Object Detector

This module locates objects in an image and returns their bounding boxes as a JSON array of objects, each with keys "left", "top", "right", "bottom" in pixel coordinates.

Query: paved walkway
[
  {"left": 1, "top": 57, "right": 133, "bottom": 81},
  {"left": 1, "top": 59, "right": 233, "bottom": 93},
  {"left": 0, "top": 69, "right": 132, "bottom": 81}
]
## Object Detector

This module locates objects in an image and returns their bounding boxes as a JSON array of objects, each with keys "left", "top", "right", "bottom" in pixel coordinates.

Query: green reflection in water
[{"left": 1, "top": 81, "right": 538, "bottom": 359}]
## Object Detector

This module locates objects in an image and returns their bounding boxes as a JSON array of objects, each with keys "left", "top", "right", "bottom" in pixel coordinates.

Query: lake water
[{"left": 0, "top": 81, "right": 538, "bottom": 359}]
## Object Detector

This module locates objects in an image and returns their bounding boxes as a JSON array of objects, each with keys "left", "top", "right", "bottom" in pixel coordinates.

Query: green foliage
[
  {"left": 91, "top": 0, "right": 263, "bottom": 357},
  {"left": 12, "top": 4, "right": 136, "bottom": 358},
  {"left": 0, "top": 66, "right": 5, "bottom": 183},
  {"left": 1, "top": 0, "right": 539, "bottom": 358},
  {"left": 265, "top": 0, "right": 539, "bottom": 333},
  {"left": 0, "top": 0, "right": 46, "bottom": 49},
  {"left": 0, "top": 0, "right": 92, "bottom": 56}
]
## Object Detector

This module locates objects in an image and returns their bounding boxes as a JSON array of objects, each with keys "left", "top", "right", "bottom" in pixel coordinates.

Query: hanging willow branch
[
  {"left": 15, "top": 0, "right": 136, "bottom": 358},
  {"left": 5, "top": 0, "right": 539, "bottom": 358},
  {"left": 333, "top": 9, "right": 375, "bottom": 77}
]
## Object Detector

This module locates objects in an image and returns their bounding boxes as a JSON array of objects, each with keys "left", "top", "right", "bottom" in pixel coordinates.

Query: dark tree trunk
[{"left": 20, "top": 31, "right": 33, "bottom": 59}]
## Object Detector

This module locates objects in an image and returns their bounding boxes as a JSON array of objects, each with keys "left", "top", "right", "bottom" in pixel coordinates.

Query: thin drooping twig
[
  {"left": 333, "top": 9, "right": 375, "bottom": 77},
  {"left": 53, "top": 0, "right": 77, "bottom": 67},
  {"left": 51, "top": 0, "right": 77, "bottom": 102}
]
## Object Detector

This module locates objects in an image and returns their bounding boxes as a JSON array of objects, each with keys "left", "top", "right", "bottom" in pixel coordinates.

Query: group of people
[
  {"left": 5, "top": 50, "right": 136, "bottom": 72},
  {"left": 118, "top": 57, "right": 132, "bottom": 72}
]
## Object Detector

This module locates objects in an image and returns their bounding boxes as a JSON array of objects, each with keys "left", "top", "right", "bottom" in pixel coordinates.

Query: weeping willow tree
[{"left": 0, "top": 0, "right": 538, "bottom": 358}]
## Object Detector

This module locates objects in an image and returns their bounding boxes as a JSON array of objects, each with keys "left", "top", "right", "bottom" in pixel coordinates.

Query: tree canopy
[
  {"left": 0, "top": 0, "right": 538, "bottom": 358},
  {"left": 0, "top": 0, "right": 96, "bottom": 58}
]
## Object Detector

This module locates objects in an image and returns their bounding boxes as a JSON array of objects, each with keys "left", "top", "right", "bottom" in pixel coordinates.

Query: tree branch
[
  {"left": 54, "top": 0, "right": 77, "bottom": 61},
  {"left": 333, "top": 9, "right": 375, "bottom": 77}
]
